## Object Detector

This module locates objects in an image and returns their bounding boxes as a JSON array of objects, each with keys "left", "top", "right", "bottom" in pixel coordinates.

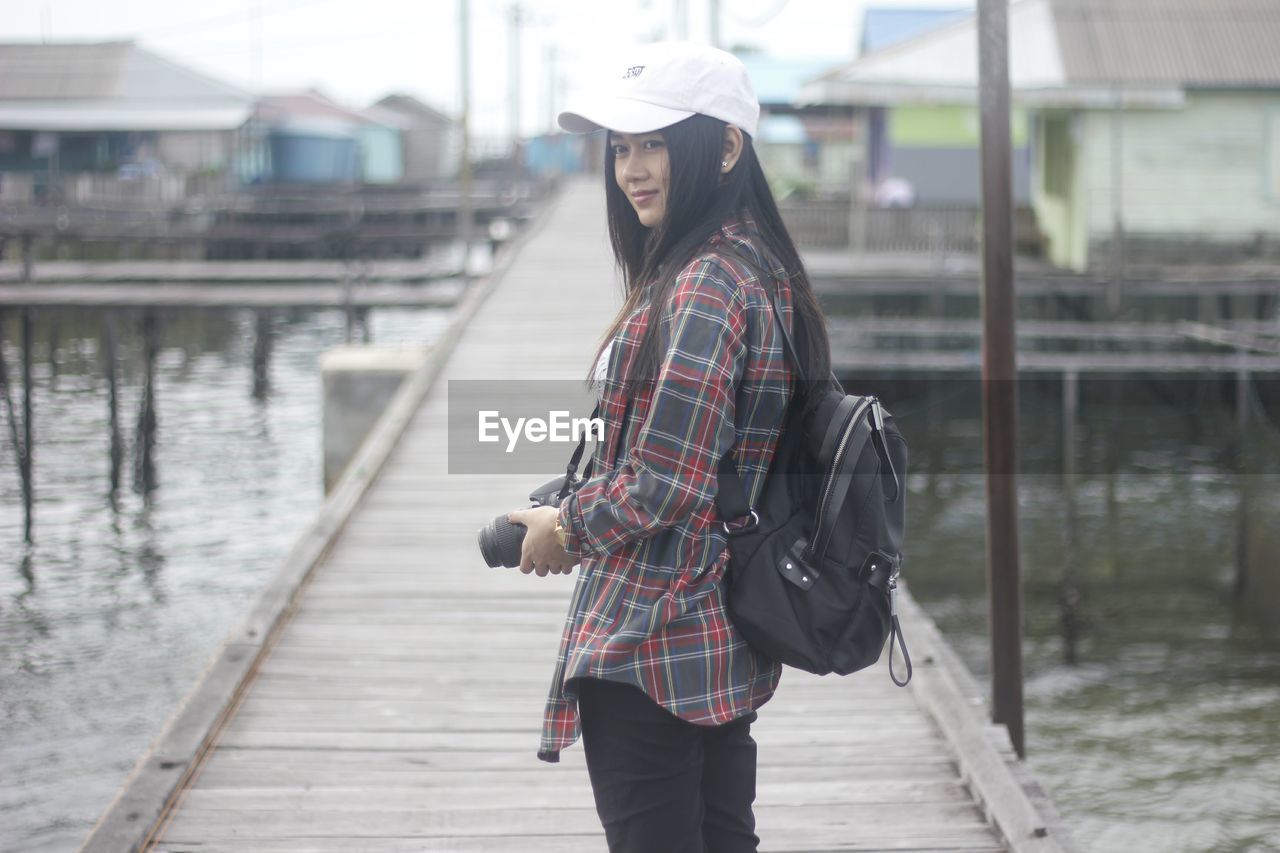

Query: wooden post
[
  {"left": 134, "top": 310, "right": 159, "bottom": 495},
  {"left": 1103, "top": 379, "right": 1120, "bottom": 579},
  {"left": 104, "top": 311, "right": 123, "bottom": 500},
  {"left": 252, "top": 309, "right": 273, "bottom": 400},
  {"left": 47, "top": 313, "right": 60, "bottom": 388},
  {"left": 977, "top": 0, "right": 1025, "bottom": 758},
  {"left": 343, "top": 260, "right": 356, "bottom": 344},
  {"left": 0, "top": 308, "right": 34, "bottom": 543},
  {"left": 21, "top": 234, "right": 34, "bottom": 285},
  {"left": 20, "top": 308, "right": 34, "bottom": 543},
  {"left": 1234, "top": 361, "right": 1251, "bottom": 600},
  {"left": 1060, "top": 369, "right": 1080, "bottom": 666}
]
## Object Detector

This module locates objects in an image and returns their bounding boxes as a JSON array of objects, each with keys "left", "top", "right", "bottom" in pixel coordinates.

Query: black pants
[{"left": 576, "top": 677, "right": 760, "bottom": 853}]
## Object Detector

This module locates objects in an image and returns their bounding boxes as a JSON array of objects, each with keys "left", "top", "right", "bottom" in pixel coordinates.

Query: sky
[{"left": 1, "top": 0, "right": 974, "bottom": 143}]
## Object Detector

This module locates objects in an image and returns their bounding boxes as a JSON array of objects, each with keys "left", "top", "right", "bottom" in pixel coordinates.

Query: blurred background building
[
  {"left": 799, "top": 0, "right": 1280, "bottom": 270},
  {"left": 0, "top": 41, "right": 254, "bottom": 204},
  {"left": 0, "top": 40, "right": 460, "bottom": 202}
]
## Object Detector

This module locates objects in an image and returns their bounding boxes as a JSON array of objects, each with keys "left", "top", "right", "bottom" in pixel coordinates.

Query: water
[
  {"left": 2, "top": 302, "right": 1279, "bottom": 852},
  {"left": 876, "top": 376, "right": 1280, "bottom": 853},
  {"left": 0, "top": 305, "right": 449, "bottom": 852}
]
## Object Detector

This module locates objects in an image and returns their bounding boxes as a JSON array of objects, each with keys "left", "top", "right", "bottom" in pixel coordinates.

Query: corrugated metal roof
[
  {"left": 800, "top": 0, "right": 1077, "bottom": 103},
  {"left": 373, "top": 94, "right": 452, "bottom": 127},
  {"left": 1050, "top": 0, "right": 1280, "bottom": 86},
  {"left": 0, "top": 42, "right": 130, "bottom": 99},
  {"left": 859, "top": 6, "right": 972, "bottom": 55},
  {"left": 737, "top": 54, "right": 845, "bottom": 105},
  {"left": 0, "top": 41, "right": 250, "bottom": 101}
]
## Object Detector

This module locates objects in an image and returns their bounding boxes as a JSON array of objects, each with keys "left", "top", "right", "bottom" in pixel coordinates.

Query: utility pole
[
  {"left": 709, "top": 0, "right": 721, "bottom": 48},
  {"left": 250, "top": 0, "right": 263, "bottom": 92},
  {"left": 458, "top": 0, "right": 474, "bottom": 286},
  {"left": 1108, "top": 83, "right": 1126, "bottom": 315},
  {"left": 545, "top": 44, "right": 558, "bottom": 135},
  {"left": 508, "top": 2, "right": 523, "bottom": 169},
  {"left": 674, "top": 0, "right": 689, "bottom": 39},
  {"left": 976, "top": 0, "right": 1025, "bottom": 758}
]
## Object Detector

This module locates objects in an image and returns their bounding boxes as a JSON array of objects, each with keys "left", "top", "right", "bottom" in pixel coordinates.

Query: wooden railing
[{"left": 780, "top": 199, "right": 1043, "bottom": 256}]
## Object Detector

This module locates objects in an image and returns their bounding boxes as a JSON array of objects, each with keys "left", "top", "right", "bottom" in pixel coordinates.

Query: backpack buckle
[{"left": 722, "top": 510, "right": 759, "bottom": 535}]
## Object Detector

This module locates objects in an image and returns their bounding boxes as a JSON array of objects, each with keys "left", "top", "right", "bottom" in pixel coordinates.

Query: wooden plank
[
  {"left": 150, "top": 836, "right": 1005, "bottom": 853},
  {"left": 0, "top": 282, "right": 462, "bottom": 308},
  {"left": 151, "top": 838, "right": 608, "bottom": 853},
  {"left": 212, "top": 729, "right": 953, "bottom": 753},
  {"left": 176, "top": 778, "right": 970, "bottom": 810},
  {"left": 151, "top": 838, "right": 609, "bottom": 853},
  {"left": 225, "top": 695, "right": 927, "bottom": 721},
  {"left": 831, "top": 347, "right": 1280, "bottom": 374},
  {"left": 0, "top": 257, "right": 457, "bottom": 284},
  {"left": 222, "top": 712, "right": 938, "bottom": 738},
  {"left": 157, "top": 802, "right": 986, "bottom": 838},
  {"left": 190, "top": 764, "right": 965, "bottom": 789}
]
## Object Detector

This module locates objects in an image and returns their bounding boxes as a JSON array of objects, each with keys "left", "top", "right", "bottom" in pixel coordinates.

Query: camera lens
[{"left": 477, "top": 515, "right": 527, "bottom": 568}]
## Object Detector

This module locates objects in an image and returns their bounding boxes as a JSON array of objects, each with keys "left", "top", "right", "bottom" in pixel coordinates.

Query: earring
[{"left": 721, "top": 160, "right": 728, "bottom": 168}]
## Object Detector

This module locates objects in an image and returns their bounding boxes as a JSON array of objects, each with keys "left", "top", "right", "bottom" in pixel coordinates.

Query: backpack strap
[
  {"left": 714, "top": 452, "right": 752, "bottom": 525},
  {"left": 712, "top": 243, "right": 812, "bottom": 527}
]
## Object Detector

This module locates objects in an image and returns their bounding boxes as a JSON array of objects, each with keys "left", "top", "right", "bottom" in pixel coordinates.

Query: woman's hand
[{"left": 507, "top": 506, "right": 575, "bottom": 577}]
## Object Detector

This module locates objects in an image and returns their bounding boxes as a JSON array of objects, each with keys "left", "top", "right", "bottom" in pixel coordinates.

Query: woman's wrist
[{"left": 557, "top": 496, "right": 583, "bottom": 556}]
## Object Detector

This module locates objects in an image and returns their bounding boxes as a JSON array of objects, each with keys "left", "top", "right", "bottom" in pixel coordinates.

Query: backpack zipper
[{"left": 808, "top": 395, "right": 875, "bottom": 560}]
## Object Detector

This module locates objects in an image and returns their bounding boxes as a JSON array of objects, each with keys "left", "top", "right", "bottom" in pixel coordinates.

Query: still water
[
  {"left": 0, "top": 305, "right": 449, "bottom": 852},
  {"left": 1, "top": 304, "right": 1279, "bottom": 852},
  {"left": 874, "top": 375, "right": 1280, "bottom": 853}
]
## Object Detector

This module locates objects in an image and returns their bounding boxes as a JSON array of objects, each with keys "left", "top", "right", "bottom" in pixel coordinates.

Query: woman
[{"left": 507, "top": 41, "right": 832, "bottom": 852}]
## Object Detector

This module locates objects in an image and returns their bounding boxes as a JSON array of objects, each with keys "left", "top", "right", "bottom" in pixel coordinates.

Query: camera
[{"left": 477, "top": 474, "right": 581, "bottom": 568}]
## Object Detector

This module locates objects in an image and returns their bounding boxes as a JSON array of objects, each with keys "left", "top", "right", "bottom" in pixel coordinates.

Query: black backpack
[{"left": 715, "top": 251, "right": 911, "bottom": 684}]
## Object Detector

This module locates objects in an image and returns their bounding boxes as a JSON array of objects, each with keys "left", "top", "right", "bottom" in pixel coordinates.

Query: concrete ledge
[{"left": 321, "top": 344, "right": 430, "bottom": 493}]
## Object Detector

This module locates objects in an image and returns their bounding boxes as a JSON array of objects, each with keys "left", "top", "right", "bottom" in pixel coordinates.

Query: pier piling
[
  {"left": 134, "top": 310, "right": 159, "bottom": 495},
  {"left": 103, "top": 312, "right": 123, "bottom": 499}
]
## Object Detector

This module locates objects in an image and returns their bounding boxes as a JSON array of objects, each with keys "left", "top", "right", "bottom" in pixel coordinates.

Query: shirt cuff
[{"left": 557, "top": 491, "right": 595, "bottom": 558}]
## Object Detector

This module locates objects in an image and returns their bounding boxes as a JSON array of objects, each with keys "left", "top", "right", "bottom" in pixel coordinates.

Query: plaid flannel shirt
[{"left": 539, "top": 216, "right": 795, "bottom": 761}]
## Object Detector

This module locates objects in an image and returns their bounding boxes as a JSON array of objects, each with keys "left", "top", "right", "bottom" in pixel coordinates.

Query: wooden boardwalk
[{"left": 82, "top": 178, "right": 1069, "bottom": 853}]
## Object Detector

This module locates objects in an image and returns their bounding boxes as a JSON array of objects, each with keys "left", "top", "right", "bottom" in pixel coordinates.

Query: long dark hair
[{"left": 594, "top": 113, "right": 830, "bottom": 394}]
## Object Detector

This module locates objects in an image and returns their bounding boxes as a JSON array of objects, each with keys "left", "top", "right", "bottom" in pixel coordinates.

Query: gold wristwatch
[{"left": 553, "top": 517, "right": 568, "bottom": 549}]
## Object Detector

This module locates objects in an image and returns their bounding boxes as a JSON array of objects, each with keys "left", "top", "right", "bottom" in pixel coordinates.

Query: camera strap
[
  {"left": 556, "top": 396, "right": 630, "bottom": 504},
  {"left": 557, "top": 403, "right": 600, "bottom": 502}
]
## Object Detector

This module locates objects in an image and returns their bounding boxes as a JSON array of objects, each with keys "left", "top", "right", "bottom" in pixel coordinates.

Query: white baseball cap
[{"left": 558, "top": 41, "right": 759, "bottom": 138}]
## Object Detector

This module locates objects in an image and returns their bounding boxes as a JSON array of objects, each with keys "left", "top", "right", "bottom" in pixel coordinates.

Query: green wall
[
  {"left": 1036, "top": 91, "right": 1280, "bottom": 270},
  {"left": 890, "top": 104, "right": 1029, "bottom": 147},
  {"left": 1032, "top": 112, "right": 1087, "bottom": 270}
]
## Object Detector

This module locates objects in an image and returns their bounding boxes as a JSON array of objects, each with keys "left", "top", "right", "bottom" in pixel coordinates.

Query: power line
[
  {"left": 131, "top": 0, "right": 343, "bottom": 39},
  {"left": 732, "top": 0, "right": 792, "bottom": 28}
]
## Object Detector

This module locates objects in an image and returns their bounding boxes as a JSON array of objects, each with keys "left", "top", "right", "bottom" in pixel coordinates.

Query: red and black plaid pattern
[{"left": 540, "top": 217, "right": 796, "bottom": 761}]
